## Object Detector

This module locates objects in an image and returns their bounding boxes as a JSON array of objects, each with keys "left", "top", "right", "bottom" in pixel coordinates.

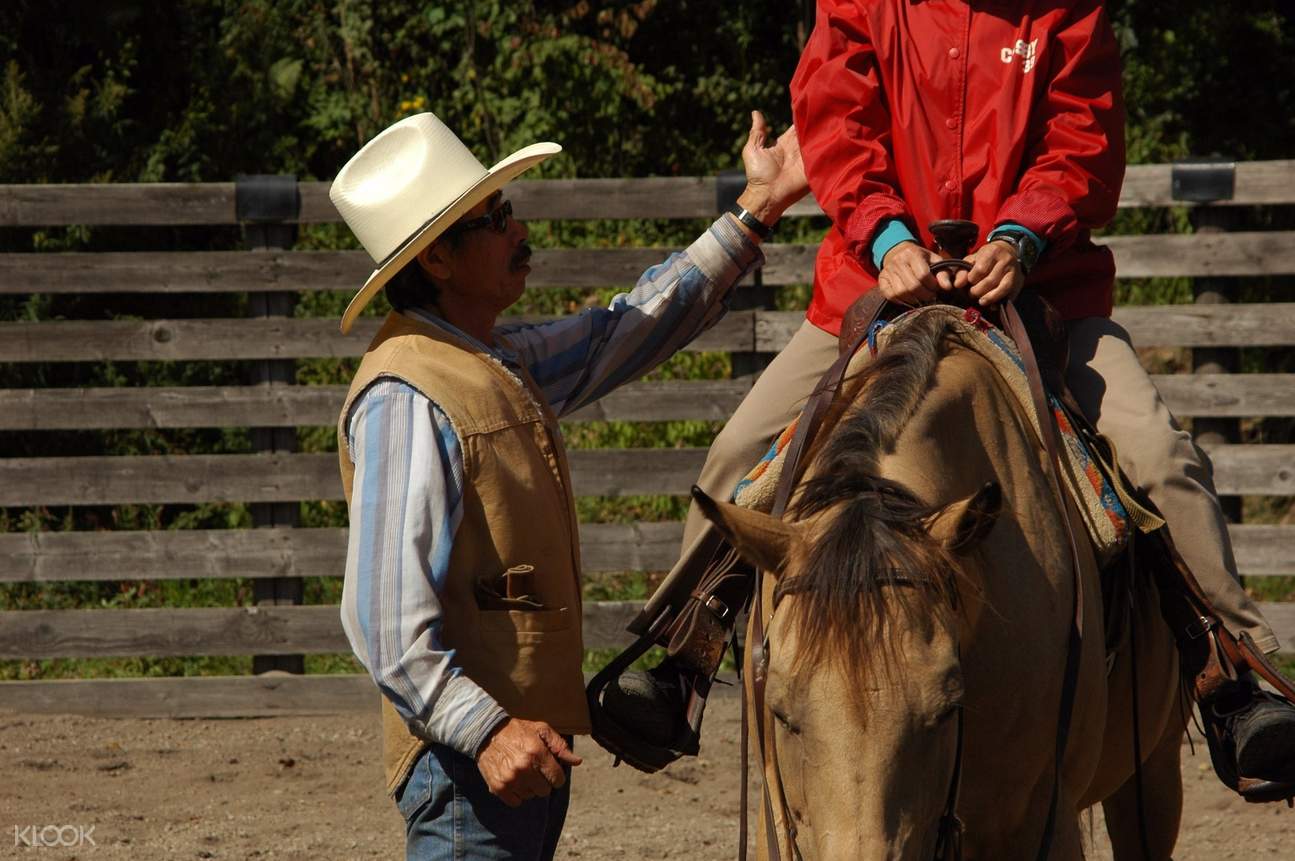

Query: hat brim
[{"left": 339, "top": 141, "right": 561, "bottom": 334}]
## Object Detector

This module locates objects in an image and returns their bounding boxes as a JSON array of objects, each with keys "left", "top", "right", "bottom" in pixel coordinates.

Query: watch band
[
  {"left": 991, "top": 229, "right": 1040, "bottom": 275},
  {"left": 726, "top": 203, "right": 774, "bottom": 240}
]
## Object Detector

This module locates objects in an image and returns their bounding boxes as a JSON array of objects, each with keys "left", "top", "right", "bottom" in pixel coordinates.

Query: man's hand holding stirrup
[{"left": 476, "top": 717, "right": 583, "bottom": 807}]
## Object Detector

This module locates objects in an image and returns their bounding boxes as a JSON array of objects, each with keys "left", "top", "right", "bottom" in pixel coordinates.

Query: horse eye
[{"left": 771, "top": 707, "right": 801, "bottom": 735}]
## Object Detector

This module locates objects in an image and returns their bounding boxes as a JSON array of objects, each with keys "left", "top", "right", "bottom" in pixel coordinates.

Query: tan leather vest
[{"left": 337, "top": 312, "right": 590, "bottom": 794}]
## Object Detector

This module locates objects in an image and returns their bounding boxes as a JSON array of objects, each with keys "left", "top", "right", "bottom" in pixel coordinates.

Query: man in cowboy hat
[{"left": 330, "top": 109, "right": 807, "bottom": 858}]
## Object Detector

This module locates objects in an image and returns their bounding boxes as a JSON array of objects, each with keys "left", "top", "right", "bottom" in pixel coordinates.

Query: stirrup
[{"left": 586, "top": 622, "right": 704, "bottom": 774}]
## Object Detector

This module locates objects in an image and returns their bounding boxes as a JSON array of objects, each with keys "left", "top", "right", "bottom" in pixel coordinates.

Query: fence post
[
  {"left": 236, "top": 174, "right": 304, "bottom": 675},
  {"left": 798, "top": 0, "right": 816, "bottom": 48},
  {"left": 717, "top": 170, "right": 777, "bottom": 380},
  {"left": 1176, "top": 159, "right": 1242, "bottom": 523}
]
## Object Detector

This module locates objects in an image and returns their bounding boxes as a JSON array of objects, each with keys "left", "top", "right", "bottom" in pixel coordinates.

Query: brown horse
[{"left": 696, "top": 310, "right": 1186, "bottom": 859}]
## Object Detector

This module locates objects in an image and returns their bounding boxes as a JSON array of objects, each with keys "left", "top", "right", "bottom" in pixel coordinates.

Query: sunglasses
[{"left": 448, "top": 198, "right": 513, "bottom": 236}]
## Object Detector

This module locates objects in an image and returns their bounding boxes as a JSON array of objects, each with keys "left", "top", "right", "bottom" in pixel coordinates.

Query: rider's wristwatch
[{"left": 990, "top": 229, "right": 1041, "bottom": 275}]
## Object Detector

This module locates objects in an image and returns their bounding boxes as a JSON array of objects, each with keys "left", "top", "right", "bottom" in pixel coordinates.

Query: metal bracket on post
[
  {"left": 236, "top": 174, "right": 305, "bottom": 676},
  {"left": 715, "top": 169, "right": 746, "bottom": 216},
  {"left": 236, "top": 173, "right": 300, "bottom": 249},
  {"left": 1171, "top": 159, "right": 1236, "bottom": 203},
  {"left": 716, "top": 169, "right": 772, "bottom": 378}
]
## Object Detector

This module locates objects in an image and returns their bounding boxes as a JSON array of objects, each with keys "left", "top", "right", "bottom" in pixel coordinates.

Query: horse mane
[{"left": 781, "top": 310, "right": 967, "bottom": 688}]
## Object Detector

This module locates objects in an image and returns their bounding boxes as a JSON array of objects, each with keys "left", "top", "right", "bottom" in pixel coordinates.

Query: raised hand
[{"left": 735, "top": 110, "right": 809, "bottom": 231}]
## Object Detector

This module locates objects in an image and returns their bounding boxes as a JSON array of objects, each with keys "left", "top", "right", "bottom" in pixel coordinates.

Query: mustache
[{"left": 511, "top": 243, "right": 533, "bottom": 270}]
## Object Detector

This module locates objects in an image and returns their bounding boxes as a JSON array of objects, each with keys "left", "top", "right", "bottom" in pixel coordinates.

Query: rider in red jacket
[{"left": 794, "top": 0, "right": 1123, "bottom": 332}]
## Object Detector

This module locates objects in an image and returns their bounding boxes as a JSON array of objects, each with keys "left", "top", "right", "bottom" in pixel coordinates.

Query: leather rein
[{"left": 738, "top": 278, "right": 1086, "bottom": 861}]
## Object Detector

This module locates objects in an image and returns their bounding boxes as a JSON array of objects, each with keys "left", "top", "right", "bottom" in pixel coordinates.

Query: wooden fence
[{"left": 1, "top": 161, "right": 1294, "bottom": 717}]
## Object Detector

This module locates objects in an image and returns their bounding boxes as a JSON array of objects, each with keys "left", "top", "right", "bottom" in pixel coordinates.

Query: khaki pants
[
  {"left": 1065, "top": 317, "right": 1277, "bottom": 653},
  {"left": 645, "top": 316, "right": 1279, "bottom": 654}
]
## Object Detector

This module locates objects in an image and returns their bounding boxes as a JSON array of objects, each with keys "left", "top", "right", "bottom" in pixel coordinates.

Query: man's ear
[
  {"left": 691, "top": 486, "right": 799, "bottom": 577},
  {"left": 416, "top": 240, "right": 453, "bottom": 282},
  {"left": 928, "top": 482, "right": 1002, "bottom": 553}
]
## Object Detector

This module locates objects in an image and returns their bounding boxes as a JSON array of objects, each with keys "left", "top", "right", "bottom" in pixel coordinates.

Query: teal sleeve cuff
[
  {"left": 989, "top": 222, "right": 1047, "bottom": 255},
  {"left": 871, "top": 218, "right": 919, "bottom": 270}
]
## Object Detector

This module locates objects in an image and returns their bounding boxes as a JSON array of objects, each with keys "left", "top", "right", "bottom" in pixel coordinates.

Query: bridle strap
[
  {"left": 933, "top": 705, "right": 967, "bottom": 861},
  {"left": 739, "top": 681, "right": 749, "bottom": 861},
  {"left": 739, "top": 318, "right": 873, "bottom": 861}
]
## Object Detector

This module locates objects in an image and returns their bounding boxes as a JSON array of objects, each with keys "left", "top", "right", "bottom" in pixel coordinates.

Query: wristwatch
[
  {"left": 726, "top": 203, "right": 775, "bottom": 240},
  {"left": 991, "top": 229, "right": 1041, "bottom": 275}
]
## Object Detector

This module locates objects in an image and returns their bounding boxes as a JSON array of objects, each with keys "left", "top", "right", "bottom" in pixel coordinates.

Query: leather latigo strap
[
  {"left": 1151, "top": 522, "right": 1295, "bottom": 704},
  {"left": 837, "top": 286, "right": 891, "bottom": 358}
]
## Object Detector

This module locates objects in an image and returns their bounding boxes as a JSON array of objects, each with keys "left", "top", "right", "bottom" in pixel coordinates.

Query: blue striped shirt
[{"left": 340, "top": 216, "right": 762, "bottom": 758}]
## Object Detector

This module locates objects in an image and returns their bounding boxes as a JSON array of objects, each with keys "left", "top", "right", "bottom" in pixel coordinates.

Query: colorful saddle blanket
[{"left": 733, "top": 305, "right": 1133, "bottom": 566}]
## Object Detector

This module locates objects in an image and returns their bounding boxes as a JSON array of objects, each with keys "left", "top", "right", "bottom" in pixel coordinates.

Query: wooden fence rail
[
  {"left": 3, "top": 305, "right": 1295, "bottom": 365},
  {"left": 1, "top": 523, "right": 1291, "bottom": 582},
  {"left": 2, "top": 164, "right": 1293, "bottom": 717},
  {"left": 0, "top": 603, "right": 645, "bottom": 659},
  {"left": 2, "top": 446, "right": 1294, "bottom": 507},
  {"left": 3, "top": 601, "right": 1292, "bottom": 662},
  {"left": 3, "top": 232, "right": 1295, "bottom": 296},
  {"left": 2, "top": 160, "right": 1294, "bottom": 226},
  {"left": 3, "top": 373, "right": 1295, "bottom": 432}
]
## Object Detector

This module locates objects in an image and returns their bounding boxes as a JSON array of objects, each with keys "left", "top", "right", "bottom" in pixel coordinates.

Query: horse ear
[
  {"left": 929, "top": 482, "right": 1002, "bottom": 553},
  {"left": 691, "top": 486, "right": 797, "bottom": 576}
]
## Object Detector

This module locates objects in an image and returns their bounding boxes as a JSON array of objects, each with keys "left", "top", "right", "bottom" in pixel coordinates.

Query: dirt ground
[{"left": 4, "top": 693, "right": 1293, "bottom": 860}]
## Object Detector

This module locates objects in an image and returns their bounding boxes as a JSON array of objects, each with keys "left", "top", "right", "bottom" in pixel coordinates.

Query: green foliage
[
  {"left": 1109, "top": 1, "right": 1295, "bottom": 163},
  {"left": 0, "top": 0, "right": 801, "bottom": 184}
]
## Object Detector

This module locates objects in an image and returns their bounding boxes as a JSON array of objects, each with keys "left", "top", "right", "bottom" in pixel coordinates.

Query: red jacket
[{"left": 791, "top": 0, "right": 1125, "bottom": 334}]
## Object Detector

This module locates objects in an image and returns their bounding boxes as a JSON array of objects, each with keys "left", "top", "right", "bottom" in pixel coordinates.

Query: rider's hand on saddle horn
[
  {"left": 957, "top": 238, "right": 1028, "bottom": 307},
  {"left": 878, "top": 240, "right": 955, "bottom": 305}
]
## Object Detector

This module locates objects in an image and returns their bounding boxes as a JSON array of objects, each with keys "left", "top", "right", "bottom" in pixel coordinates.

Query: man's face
[{"left": 432, "top": 190, "right": 532, "bottom": 314}]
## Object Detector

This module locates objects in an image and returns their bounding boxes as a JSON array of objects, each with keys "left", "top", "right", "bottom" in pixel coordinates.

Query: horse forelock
[{"left": 781, "top": 311, "right": 965, "bottom": 696}]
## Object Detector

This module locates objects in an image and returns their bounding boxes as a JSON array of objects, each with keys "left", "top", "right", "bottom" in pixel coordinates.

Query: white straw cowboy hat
[{"left": 329, "top": 112, "right": 560, "bottom": 333}]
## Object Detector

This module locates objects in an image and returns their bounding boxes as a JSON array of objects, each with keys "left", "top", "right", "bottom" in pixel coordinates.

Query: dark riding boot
[
  {"left": 601, "top": 658, "right": 689, "bottom": 749},
  {"left": 1144, "top": 528, "right": 1295, "bottom": 803},
  {"left": 1201, "top": 673, "right": 1295, "bottom": 803}
]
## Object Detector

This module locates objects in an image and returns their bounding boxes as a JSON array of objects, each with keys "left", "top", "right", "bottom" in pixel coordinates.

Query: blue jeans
[{"left": 395, "top": 742, "right": 571, "bottom": 860}]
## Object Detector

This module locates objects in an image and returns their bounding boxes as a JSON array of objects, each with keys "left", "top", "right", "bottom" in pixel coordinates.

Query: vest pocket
[
  {"left": 477, "top": 605, "right": 572, "bottom": 637},
  {"left": 470, "top": 605, "right": 588, "bottom": 733}
]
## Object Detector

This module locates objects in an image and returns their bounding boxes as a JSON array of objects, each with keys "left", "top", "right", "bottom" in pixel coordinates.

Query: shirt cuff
[
  {"left": 989, "top": 222, "right": 1048, "bottom": 255},
  {"left": 871, "top": 218, "right": 919, "bottom": 270},
  {"left": 409, "top": 673, "right": 510, "bottom": 759},
  {"left": 689, "top": 215, "right": 765, "bottom": 287}
]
